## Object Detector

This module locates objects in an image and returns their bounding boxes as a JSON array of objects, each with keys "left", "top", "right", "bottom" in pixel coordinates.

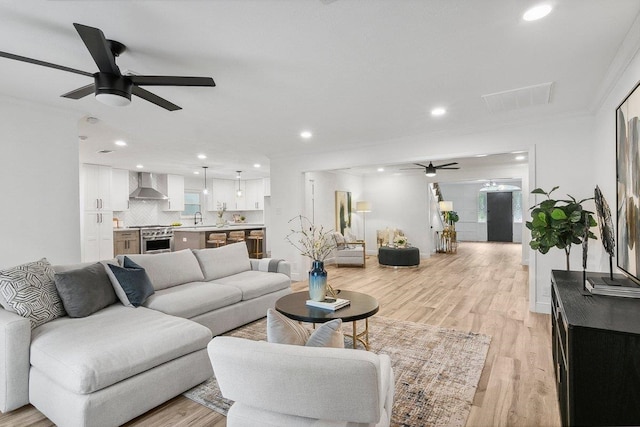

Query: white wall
[
  {"left": 592, "top": 18, "right": 640, "bottom": 275},
  {"left": 0, "top": 96, "right": 81, "bottom": 268},
  {"left": 363, "top": 173, "right": 430, "bottom": 256}
]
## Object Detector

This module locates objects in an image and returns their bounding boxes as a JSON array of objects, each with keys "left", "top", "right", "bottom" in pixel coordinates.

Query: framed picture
[
  {"left": 616, "top": 80, "right": 640, "bottom": 284},
  {"left": 335, "top": 191, "right": 352, "bottom": 235}
]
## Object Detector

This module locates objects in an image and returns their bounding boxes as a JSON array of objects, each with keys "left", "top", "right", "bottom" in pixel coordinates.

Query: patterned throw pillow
[{"left": 0, "top": 258, "right": 66, "bottom": 328}]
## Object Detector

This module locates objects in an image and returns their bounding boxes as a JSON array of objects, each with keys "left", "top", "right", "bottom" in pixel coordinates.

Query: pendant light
[
  {"left": 202, "top": 166, "right": 209, "bottom": 195},
  {"left": 236, "top": 171, "right": 243, "bottom": 197}
]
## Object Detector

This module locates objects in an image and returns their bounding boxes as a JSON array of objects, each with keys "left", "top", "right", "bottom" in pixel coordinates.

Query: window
[{"left": 182, "top": 191, "right": 202, "bottom": 216}]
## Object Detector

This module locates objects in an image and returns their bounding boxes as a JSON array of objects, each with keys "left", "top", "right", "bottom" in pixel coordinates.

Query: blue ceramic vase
[{"left": 308, "top": 260, "right": 327, "bottom": 301}]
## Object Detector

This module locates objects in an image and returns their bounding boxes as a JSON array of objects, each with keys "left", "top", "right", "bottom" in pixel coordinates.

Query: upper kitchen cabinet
[
  {"left": 82, "top": 164, "right": 111, "bottom": 211},
  {"left": 111, "top": 168, "right": 130, "bottom": 211},
  {"left": 244, "top": 179, "right": 265, "bottom": 210},
  {"left": 160, "top": 174, "right": 185, "bottom": 212},
  {"left": 208, "top": 179, "right": 235, "bottom": 211},
  {"left": 263, "top": 178, "right": 271, "bottom": 197}
]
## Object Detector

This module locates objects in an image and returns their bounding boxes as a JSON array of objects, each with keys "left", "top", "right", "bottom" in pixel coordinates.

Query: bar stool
[
  {"left": 227, "top": 230, "right": 246, "bottom": 244},
  {"left": 246, "top": 230, "right": 264, "bottom": 259},
  {"left": 207, "top": 232, "right": 227, "bottom": 248}
]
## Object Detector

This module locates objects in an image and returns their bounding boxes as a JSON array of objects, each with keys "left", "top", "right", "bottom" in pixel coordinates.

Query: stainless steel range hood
[{"left": 129, "top": 172, "right": 168, "bottom": 200}]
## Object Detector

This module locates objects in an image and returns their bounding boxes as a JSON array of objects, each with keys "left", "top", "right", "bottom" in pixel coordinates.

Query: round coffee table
[{"left": 275, "top": 290, "right": 379, "bottom": 350}]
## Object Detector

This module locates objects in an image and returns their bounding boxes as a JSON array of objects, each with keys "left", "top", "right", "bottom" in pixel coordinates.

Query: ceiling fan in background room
[
  {"left": 402, "top": 162, "right": 460, "bottom": 177},
  {"left": 0, "top": 23, "right": 215, "bottom": 111}
]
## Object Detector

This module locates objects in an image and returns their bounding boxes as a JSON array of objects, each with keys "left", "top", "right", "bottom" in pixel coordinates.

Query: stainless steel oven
[{"left": 138, "top": 226, "right": 174, "bottom": 254}]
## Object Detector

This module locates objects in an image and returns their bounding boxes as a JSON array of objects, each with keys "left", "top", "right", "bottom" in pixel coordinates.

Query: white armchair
[
  {"left": 208, "top": 336, "right": 394, "bottom": 427},
  {"left": 332, "top": 231, "right": 366, "bottom": 267}
]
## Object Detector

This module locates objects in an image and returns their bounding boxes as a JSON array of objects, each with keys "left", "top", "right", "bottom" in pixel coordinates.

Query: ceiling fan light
[
  {"left": 426, "top": 171, "right": 437, "bottom": 177},
  {"left": 95, "top": 92, "right": 131, "bottom": 107}
]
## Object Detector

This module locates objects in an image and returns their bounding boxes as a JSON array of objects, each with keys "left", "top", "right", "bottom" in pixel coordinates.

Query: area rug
[{"left": 184, "top": 316, "right": 491, "bottom": 427}]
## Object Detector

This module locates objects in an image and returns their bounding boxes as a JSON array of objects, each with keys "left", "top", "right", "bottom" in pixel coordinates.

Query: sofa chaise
[{"left": 0, "top": 242, "right": 291, "bottom": 427}]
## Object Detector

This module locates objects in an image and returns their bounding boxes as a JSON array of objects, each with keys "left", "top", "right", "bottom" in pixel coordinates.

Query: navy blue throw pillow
[{"left": 105, "top": 257, "right": 154, "bottom": 307}]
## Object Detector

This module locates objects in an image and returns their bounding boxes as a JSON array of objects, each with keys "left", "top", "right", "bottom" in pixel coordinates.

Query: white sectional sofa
[{"left": 0, "top": 242, "right": 291, "bottom": 427}]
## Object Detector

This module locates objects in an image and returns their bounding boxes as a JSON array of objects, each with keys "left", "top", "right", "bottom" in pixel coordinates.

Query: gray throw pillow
[
  {"left": 104, "top": 257, "right": 155, "bottom": 307},
  {"left": 0, "top": 258, "right": 66, "bottom": 329},
  {"left": 54, "top": 262, "right": 118, "bottom": 318}
]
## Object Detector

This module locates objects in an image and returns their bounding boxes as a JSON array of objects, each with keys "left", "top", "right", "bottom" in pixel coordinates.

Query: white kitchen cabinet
[
  {"left": 111, "top": 168, "right": 130, "bottom": 211},
  {"left": 234, "top": 180, "right": 247, "bottom": 210},
  {"left": 160, "top": 174, "right": 185, "bottom": 212},
  {"left": 208, "top": 179, "right": 236, "bottom": 211},
  {"left": 82, "top": 164, "right": 112, "bottom": 211},
  {"left": 244, "top": 179, "right": 264, "bottom": 210},
  {"left": 263, "top": 178, "right": 271, "bottom": 197},
  {"left": 82, "top": 211, "right": 114, "bottom": 262}
]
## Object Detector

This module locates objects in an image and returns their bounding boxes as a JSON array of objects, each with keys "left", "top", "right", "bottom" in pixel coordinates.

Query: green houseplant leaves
[{"left": 525, "top": 186, "right": 597, "bottom": 270}]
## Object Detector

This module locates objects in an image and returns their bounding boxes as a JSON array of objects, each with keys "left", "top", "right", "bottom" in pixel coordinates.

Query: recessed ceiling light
[
  {"left": 114, "top": 140, "right": 127, "bottom": 146},
  {"left": 197, "top": 154, "right": 207, "bottom": 159},
  {"left": 78, "top": 135, "right": 88, "bottom": 141},
  {"left": 300, "top": 131, "right": 312, "bottom": 139},
  {"left": 377, "top": 167, "right": 385, "bottom": 172},
  {"left": 515, "top": 155, "right": 526, "bottom": 160},
  {"left": 475, "top": 154, "right": 488, "bottom": 157},
  {"left": 523, "top": 4, "right": 552, "bottom": 21},
  {"left": 136, "top": 164, "right": 144, "bottom": 169},
  {"left": 193, "top": 171, "right": 200, "bottom": 175},
  {"left": 431, "top": 107, "right": 446, "bottom": 117},
  {"left": 254, "top": 163, "right": 261, "bottom": 168}
]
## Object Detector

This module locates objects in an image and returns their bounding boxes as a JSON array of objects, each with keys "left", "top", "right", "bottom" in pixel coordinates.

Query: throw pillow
[
  {"left": 333, "top": 232, "right": 346, "bottom": 250},
  {"left": 266, "top": 308, "right": 344, "bottom": 348},
  {"left": 0, "top": 258, "right": 66, "bottom": 329},
  {"left": 103, "top": 257, "right": 155, "bottom": 307},
  {"left": 54, "top": 262, "right": 118, "bottom": 318}
]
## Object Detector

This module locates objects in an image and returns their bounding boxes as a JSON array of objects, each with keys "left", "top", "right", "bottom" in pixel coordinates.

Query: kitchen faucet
[{"left": 194, "top": 211, "right": 203, "bottom": 225}]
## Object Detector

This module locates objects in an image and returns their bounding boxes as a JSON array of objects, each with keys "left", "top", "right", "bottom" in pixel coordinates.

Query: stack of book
[
  {"left": 306, "top": 297, "right": 350, "bottom": 311},
  {"left": 586, "top": 277, "right": 640, "bottom": 298}
]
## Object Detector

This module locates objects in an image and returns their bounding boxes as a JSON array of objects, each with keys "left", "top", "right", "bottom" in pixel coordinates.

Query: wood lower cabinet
[
  {"left": 551, "top": 270, "right": 640, "bottom": 426},
  {"left": 113, "top": 230, "right": 140, "bottom": 255}
]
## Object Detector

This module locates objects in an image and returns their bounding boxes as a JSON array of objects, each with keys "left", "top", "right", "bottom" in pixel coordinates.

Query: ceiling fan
[
  {"left": 402, "top": 162, "right": 460, "bottom": 177},
  {"left": 0, "top": 23, "right": 215, "bottom": 111}
]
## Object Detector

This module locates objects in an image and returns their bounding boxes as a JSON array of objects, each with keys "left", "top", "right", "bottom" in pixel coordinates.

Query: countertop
[{"left": 173, "top": 224, "right": 265, "bottom": 232}]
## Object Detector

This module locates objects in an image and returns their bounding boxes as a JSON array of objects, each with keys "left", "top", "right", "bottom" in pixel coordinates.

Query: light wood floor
[{"left": 0, "top": 242, "right": 560, "bottom": 427}]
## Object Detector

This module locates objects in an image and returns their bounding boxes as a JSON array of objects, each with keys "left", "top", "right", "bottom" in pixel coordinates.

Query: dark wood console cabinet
[{"left": 551, "top": 270, "right": 640, "bottom": 426}]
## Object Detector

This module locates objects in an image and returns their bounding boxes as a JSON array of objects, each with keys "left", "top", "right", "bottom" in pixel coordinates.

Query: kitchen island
[{"left": 173, "top": 224, "right": 265, "bottom": 256}]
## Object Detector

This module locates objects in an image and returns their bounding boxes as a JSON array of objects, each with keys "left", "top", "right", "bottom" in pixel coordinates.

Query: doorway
[{"left": 487, "top": 192, "right": 513, "bottom": 242}]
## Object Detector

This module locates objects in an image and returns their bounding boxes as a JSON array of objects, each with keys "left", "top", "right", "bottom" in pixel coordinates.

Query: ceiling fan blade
[
  {"left": 130, "top": 76, "right": 215, "bottom": 87},
  {"left": 435, "top": 162, "right": 458, "bottom": 168},
  {"left": 400, "top": 168, "right": 424, "bottom": 170},
  {"left": 438, "top": 167, "right": 460, "bottom": 170},
  {"left": 0, "top": 51, "right": 93, "bottom": 77},
  {"left": 132, "top": 86, "right": 181, "bottom": 111},
  {"left": 414, "top": 163, "right": 429, "bottom": 168},
  {"left": 61, "top": 83, "right": 95, "bottom": 99},
  {"left": 73, "top": 23, "right": 120, "bottom": 75}
]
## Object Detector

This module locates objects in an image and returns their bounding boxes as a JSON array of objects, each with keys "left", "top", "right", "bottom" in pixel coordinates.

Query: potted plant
[
  {"left": 526, "top": 186, "right": 597, "bottom": 270},
  {"left": 285, "top": 215, "right": 337, "bottom": 301}
]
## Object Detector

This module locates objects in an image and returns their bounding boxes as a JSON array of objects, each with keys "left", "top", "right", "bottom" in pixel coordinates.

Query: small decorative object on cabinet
[{"left": 551, "top": 270, "right": 640, "bottom": 426}]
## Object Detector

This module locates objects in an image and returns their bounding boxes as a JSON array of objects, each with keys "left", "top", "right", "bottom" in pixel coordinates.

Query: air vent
[
  {"left": 97, "top": 149, "right": 113, "bottom": 154},
  {"left": 482, "top": 82, "right": 553, "bottom": 113}
]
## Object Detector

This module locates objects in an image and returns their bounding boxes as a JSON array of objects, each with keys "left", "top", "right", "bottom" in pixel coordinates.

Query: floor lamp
[{"left": 356, "top": 201, "right": 372, "bottom": 242}]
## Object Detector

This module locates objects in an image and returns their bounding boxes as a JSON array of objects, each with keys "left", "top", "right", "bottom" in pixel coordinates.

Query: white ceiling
[{"left": 0, "top": 1, "right": 638, "bottom": 180}]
